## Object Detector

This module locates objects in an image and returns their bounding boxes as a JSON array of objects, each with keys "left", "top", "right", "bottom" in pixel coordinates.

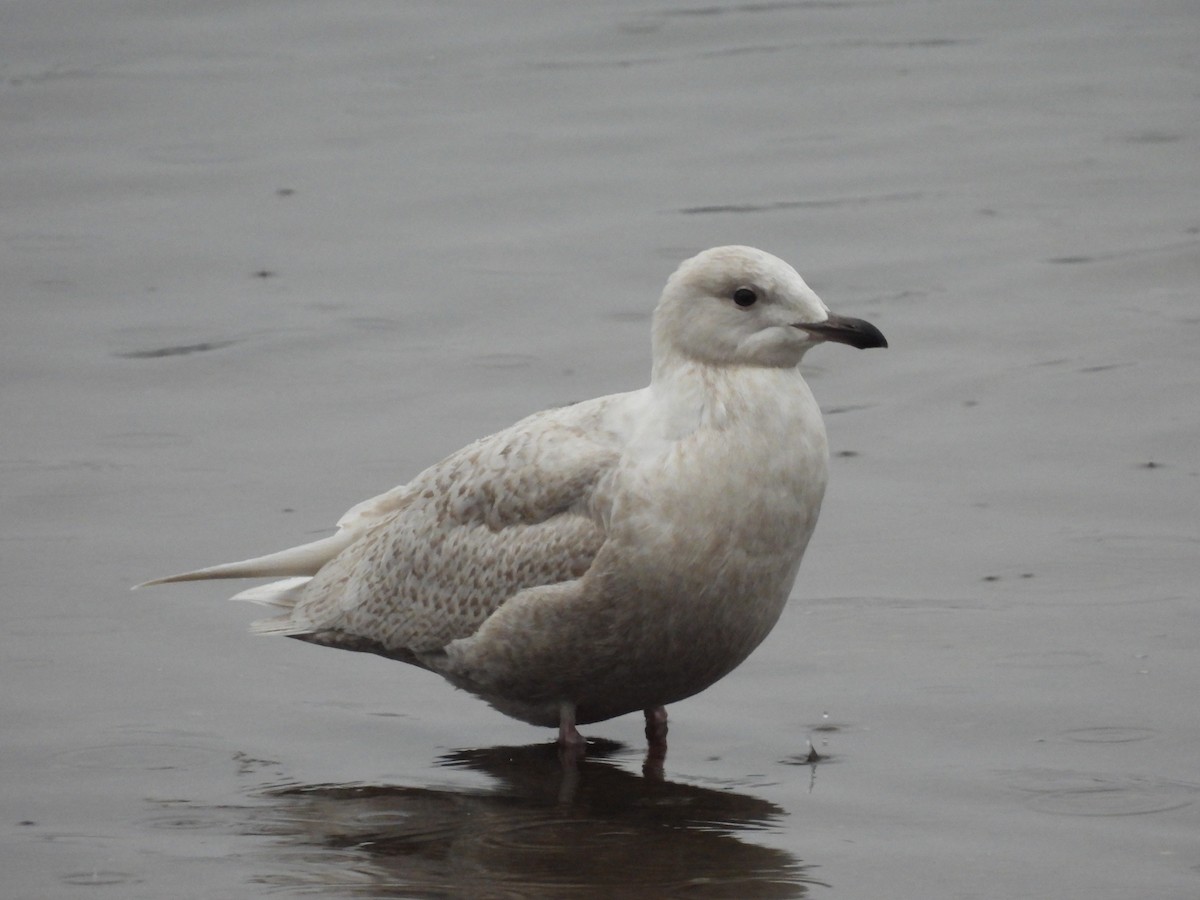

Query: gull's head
[{"left": 653, "top": 246, "right": 887, "bottom": 369}]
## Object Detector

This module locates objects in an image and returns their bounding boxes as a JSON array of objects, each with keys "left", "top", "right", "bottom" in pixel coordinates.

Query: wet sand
[{"left": 3, "top": 1, "right": 1198, "bottom": 897}]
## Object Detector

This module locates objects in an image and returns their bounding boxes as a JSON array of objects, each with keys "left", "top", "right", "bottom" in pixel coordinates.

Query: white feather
[{"left": 229, "top": 576, "right": 311, "bottom": 608}]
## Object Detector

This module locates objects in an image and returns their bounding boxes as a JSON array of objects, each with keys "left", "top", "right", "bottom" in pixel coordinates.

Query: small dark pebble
[
  {"left": 276, "top": 188, "right": 296, "bottom": 197},
  {"left": 253, "top": 269, "right": 276, "bottom": 279}
]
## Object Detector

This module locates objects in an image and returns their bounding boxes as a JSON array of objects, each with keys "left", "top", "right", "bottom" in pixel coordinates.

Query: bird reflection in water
[{"left": 238, "top": 742, "right": 821, "bottom": 898}]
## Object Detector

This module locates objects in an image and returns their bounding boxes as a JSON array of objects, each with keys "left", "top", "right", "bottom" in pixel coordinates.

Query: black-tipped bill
[{"left": 796, "top": 313, "right": 888, "bottom": 349}]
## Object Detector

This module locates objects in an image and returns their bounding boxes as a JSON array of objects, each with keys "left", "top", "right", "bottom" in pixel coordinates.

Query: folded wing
[{"left": 149, "top": 397, "right": 627, "bottom": 663}]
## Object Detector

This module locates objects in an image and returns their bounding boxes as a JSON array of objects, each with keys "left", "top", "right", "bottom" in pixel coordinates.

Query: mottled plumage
[{"left": 140, "top": 246, "right": 886, "bottom": 749}]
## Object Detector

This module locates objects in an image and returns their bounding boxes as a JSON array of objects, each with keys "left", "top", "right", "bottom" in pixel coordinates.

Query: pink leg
[
  {"left": 643, "top": 706, "right": 668, "bottom": 779},
  {"left": 558, "top": 702, "right": 586, "bottom": 766}
]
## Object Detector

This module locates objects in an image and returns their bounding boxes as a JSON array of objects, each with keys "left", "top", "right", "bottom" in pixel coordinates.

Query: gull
[{"left": 139, "top": 246, "right": 886, "bottom": 763}]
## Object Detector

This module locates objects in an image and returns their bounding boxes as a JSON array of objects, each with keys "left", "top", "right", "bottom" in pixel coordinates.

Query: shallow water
[{"left": 3, "top": 1, "right": 1198, "bottom": 897}]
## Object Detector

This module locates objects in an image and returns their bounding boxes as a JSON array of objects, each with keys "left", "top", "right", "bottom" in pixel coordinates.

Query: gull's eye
[{"left": 733, "top": 287, "right": 758, "bottom": 308}]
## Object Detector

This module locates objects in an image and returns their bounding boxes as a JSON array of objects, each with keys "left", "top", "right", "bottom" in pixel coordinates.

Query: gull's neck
[{"left": 646, "top": 350, "right": 809, "bottom": 439}]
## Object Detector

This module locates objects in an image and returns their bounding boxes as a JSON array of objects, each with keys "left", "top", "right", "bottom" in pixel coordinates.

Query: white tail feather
[
  {"left": 134, "top": 532, "right": 352, "bottom": 588},
  {"left": 249, "top": 615, "right": 314, "bottom": 636},
  {"left": 229, "top": 577, "right": 311, "bottom": 609}
]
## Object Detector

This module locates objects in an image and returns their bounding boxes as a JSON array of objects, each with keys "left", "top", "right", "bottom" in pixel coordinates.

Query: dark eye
[{"left": 733, "top": 287, "right": 758, "bottom": 308}]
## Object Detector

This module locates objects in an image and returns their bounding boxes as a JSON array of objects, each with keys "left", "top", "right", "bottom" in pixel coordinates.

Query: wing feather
[{"left": 253, "top": 397, "right": 627, "bottom": 655}]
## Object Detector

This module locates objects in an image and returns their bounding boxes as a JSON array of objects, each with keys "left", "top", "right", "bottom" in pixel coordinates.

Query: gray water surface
[{"left": 4, "top": 1, "right": 1198, "bottom": 897}]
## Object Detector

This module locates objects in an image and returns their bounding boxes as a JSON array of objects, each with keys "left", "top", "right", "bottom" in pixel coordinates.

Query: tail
[
  {"left": 229, "top": 576, "right": 311, "bottom": 609},
  {"left": 134, "top": 533, "right": 355, "bottom": 641},
  {"left": 229, "top": 577, "right": 317, "bottom": 637},
  {"left": 133, "top": 532, "right": 352, "bottom": 589}
]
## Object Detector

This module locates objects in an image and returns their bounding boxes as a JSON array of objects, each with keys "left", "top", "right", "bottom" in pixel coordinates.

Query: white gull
[{"left": 139, "top": 246, "right": 886, "bottom": 757}]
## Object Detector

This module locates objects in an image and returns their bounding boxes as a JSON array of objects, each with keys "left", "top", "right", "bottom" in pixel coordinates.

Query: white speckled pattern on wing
[{"left": 265, "top": 396, "right": 625, "bottom": 655}]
